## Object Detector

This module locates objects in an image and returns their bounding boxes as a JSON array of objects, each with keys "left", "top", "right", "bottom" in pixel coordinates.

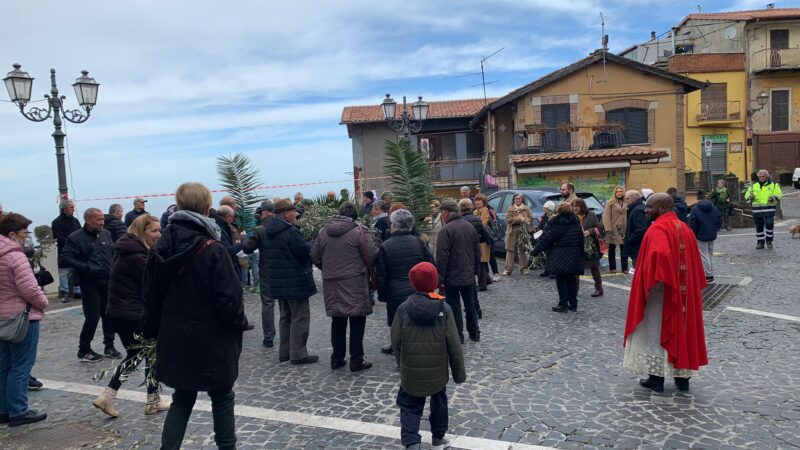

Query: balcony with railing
[
  {"left": 512, "top": 123, "right": 628, "bottom": 154},
  {"left": 427, "top": 158, "right": 483, "bottom": 185},
  {"left": 751, "top": 47, "right": 800, "bottom": 73},
  {"left": 695, "top": 101, "right": 741, "bottom": 125}
]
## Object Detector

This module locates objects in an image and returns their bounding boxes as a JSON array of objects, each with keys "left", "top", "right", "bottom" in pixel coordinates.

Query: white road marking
[
  {"left": 45, "top": 304, "right": 83, "bottom": 315},
  {"left": 38, "top": 379, "right": 555, "bottom": 450},
  {"left": 738, "top": 277, "right": 753, "bottom": 286},
  {"left": 725, "top": 307, "right": 800, "bottom": 322},
  {"left": 717, "top": 231, "right": 789, "bottom": 238},
  {"left": 580, "top": 278, "right": 631, "bottom": 292}
]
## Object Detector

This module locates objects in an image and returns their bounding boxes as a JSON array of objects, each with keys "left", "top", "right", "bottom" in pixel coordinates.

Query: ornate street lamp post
[
  {"left": 381, "top": 93, "right": 429, "bottom": 138},
  {"left": 4, "top": 63, "right": 99, "bottom": 199}
]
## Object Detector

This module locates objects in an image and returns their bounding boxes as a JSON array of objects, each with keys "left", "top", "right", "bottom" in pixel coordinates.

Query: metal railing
[
  {"left": 751, "top": 47, "right": 800, "bottom": 72},
  {"left": 427, "top": 158, "right": 483, "bottom": 183},
  {"left": 512, "top": 123, "right": 627, "bottom": 154},
  {"left": 696, "top": 101, "right": 741, "bottom": 122}
]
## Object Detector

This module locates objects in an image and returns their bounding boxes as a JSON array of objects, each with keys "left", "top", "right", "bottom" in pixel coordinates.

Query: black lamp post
[
  {"left": 381, "top": 93, "right": 429, "bottom": 137},
  {"left": 4, "top": 63, "right": 99, "bottom": 199}
]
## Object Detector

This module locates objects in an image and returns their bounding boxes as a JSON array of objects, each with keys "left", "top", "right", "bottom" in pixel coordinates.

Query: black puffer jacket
[
  {"left": 463, "top": 211, "right": 493, "bottom": 244},
  {"left": 124, "top": 209, "right": 148, "bottom": 227},
  {"left": 391, "top": 292, "right": 466, "bottom": 398},
  {"left": 141, "top": 218, "right": 248, "bottom": 392},
  {"left": 623, "top": 197, "right": 648, "bottom": 259},
  {"left": 103, "top": 214, "right": 127, "bottom": 242},
  {"left": 263, "top": 216, "right": 316, "bottom": 300},
  {"left": 59, "top": 227, "right": 114, "bottom": 284},
  {"left": 673, "top": 197, "right": 689, "bottom": 224},
  {"left": 375, "top": 232, "right": 434, "bottom": 326},
  {"left": 106, "top": 234, "right": 148, "bottom": 321},
  {"left": 532, "top": 212, "right": 584, "bottom": 276},
  {"left": 435, "top": 215, "right": 480, "bottom": 287},
  {"left": 688, "top": 200, "right": 720, "bottom": 242}
]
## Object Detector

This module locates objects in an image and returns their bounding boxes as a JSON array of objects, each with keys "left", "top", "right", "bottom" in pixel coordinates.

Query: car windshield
[{"left": 540, "top": 194, "right": 603, "bottom": 211}]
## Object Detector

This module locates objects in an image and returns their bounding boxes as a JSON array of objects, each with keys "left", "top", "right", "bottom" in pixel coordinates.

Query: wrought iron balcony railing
[
  {"left": 751, "top": 47, "right": 800, "bottom": 72},
  {"left": 696, "top": 101, "right": 741, "bottom": 123}
]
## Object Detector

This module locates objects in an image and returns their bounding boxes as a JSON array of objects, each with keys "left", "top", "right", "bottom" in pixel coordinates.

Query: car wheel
[{"left": 795, "top": 181, "right": 800, "bottom": 189}]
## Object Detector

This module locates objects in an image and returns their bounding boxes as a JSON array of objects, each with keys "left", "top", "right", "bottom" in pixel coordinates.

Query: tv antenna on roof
[{"left": 479, "top": 47, "right": 504, "bottom": 102}]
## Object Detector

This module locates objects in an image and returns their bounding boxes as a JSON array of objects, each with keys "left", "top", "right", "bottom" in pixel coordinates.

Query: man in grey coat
[
  {"left": 242, "top": 199, "right": 276, "bottom": 347},
  {"left": 435, "top": 199, "right": 481, "bottom": 344},
  {"left": 311, "top": 202, "right": 377, "bottom": 372}
]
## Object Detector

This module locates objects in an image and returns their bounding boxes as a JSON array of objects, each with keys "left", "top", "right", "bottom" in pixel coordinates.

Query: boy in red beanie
[{"left": 391, "top": 262, "right": 466, "bottom": 450}]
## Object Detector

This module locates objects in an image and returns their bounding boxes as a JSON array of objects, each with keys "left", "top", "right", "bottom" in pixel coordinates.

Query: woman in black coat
[
  {"left": 532, "top": 203, "right": 584, "bottom": 313},
  {"left": 92, "top": 214, "right": 170, "bottom": 418},
  {"left": 572, "top": 198, "right": 604, "bottom": 297},
  {"left": 142, "top": 182, "right": 249, "bottom": 450},
  {"left": 375, "top": 209, "right": 434, "bottom": 354}
]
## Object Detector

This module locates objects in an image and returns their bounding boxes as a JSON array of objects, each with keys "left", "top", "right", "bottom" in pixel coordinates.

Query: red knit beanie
[{"left": 409, "top": 262, "right": 438, "bottom": 293}]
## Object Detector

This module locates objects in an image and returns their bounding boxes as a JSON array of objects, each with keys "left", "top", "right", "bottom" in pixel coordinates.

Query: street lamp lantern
[
  {"left": 3, "top": 63, "right": 99, "bottom": 198},
  {"left": 756, "top": 90, "right": 769, "bottom": 107},
  {"left": 381, "top": 94, "right": 397, "bottom": 120},
  {"left": 72, "top": 70, "right": 100, "bottom": 108},
  {"left": 3, "top": 63, "right": 33, "bottom": 106},
  {"left": 412, "top": 96, "right": 429, "bottom": 121},
  {"left": 381, "top": 93, "right": 427, "bottom": 137}
]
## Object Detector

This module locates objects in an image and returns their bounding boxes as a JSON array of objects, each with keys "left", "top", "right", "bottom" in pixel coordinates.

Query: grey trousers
[
  {"left": 697, "top": 240, "right": 714, "bottom": 277},
  {"left": 278, "top": 298, "right": 310, "bottom": 361},
  {"left": 260, "top": 279, "right": 275, "bottom": 344}
]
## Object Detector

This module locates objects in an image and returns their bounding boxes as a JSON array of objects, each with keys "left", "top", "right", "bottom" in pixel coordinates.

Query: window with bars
[{"left": 606, "top": 108, "right": 648, "bottom": 144}]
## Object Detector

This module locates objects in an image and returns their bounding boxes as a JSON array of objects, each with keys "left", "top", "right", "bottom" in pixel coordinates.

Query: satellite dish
[{"left": 725, "top": 27, "right": 737, "bottom": 40}]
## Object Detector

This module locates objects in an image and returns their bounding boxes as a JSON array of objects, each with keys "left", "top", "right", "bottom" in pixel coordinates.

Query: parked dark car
[{"left": 487, "top": 189, "right": 605, "bottom": 254}]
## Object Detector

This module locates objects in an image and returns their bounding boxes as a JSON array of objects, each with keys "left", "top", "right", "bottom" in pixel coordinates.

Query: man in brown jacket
[
  {"left": 435, "top": 199, "right": 481, "bottom": 343},
  {"left": 310, "top": 202, "right": 377, "bottom": 372}
]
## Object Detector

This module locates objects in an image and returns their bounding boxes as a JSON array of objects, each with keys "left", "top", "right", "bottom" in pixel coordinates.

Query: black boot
[
  {"left": 639, "top": 375, "right": 664, "bottom": 392},
  {"left": 674, "top": 377, "right": 690, "bottom": 392}
]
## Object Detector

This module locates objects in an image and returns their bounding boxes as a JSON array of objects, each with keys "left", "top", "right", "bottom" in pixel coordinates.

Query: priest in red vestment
[{"left": 624, "top": 193, "right": 708, "bottom": 393}]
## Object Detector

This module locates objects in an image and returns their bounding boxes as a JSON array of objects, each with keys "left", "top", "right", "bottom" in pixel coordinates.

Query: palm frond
[
  {"left": 383, "top": 138, "right": 434, "bottom": 232},
  {"left": 216, "top": 153, "right": 265, "bottom": 232}
]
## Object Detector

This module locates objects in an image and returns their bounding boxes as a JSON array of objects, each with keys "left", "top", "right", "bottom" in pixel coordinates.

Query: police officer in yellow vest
[{"left": 745, "top": 169, "right": 783, "bottom": 249}]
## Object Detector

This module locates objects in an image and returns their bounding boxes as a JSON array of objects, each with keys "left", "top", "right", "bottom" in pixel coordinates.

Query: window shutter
[
  {"left": 607, "top": 108, "right": 648, "bottom": 144},
  {"left": 771, "top": 90, "right": 790, "bottom": 131}
]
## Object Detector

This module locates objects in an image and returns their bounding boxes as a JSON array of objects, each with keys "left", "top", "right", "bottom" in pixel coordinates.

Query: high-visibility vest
[{"left": 745, "top": 181, "right": 783, "bottom": 217}]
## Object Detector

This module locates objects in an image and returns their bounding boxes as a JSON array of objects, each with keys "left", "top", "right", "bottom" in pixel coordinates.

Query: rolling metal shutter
[{"left": 706, "top": 142, "right": 727, "bottom": 174}]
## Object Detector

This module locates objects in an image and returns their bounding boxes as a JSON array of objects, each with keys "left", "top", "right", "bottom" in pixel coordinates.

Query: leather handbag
[
  {"left": 595, "top": 229, "right": 609, "bottom": 254},
  {"left": 0, "top": 304, "right": 32, "bottom": 343}
]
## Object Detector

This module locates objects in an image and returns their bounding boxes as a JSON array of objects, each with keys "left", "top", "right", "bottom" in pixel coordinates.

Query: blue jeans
[
  {"left": 58, "top": 267, "right": 80, "bottom": 296},
  {"left": 0, "top": 321, "right": 40, "bottom": 416}
]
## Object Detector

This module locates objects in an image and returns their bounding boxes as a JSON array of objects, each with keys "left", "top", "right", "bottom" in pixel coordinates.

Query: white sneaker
[
  {"left": 628, "top": 268, "right": 635, "bottom": 275},
  {"left": 491, "top": 273, "right": 500, "bottom": 282}
]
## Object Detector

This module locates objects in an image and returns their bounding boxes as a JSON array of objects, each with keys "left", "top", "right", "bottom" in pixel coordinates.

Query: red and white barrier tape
[{"left": 74, "top": 176, "right": 391, "bottom": 202}]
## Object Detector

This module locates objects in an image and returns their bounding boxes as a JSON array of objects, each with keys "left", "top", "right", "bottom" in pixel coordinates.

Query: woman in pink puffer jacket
[{"left": 0, "top": 213, "right": 49, "bottom": 427}]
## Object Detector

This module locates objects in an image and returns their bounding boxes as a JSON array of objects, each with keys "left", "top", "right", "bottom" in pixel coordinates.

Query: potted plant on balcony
[
  {"left": 558, "top": 122, "right": 579, "bottom": 133},
  {"left": 527, "top": 123, "right": 548, "bottom": 135},
  {"left": 591, "top": 123, "right": 615, "bottom": 132}
]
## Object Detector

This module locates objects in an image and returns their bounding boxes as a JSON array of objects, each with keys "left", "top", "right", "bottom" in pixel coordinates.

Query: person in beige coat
[
  {"left": 602, "top": 185, "right": 628, "bottom": 273},
  {"left": 503, "top": 193, "right": 533, "bottom": 276}
]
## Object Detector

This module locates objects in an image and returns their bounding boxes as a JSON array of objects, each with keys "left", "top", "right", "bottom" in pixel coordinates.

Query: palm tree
[
  {"left": 383, "top": 138, "right": 434, "bottom": 232},
  {"left": 216, "top": 153, "right": 265, "bottom": 233}
]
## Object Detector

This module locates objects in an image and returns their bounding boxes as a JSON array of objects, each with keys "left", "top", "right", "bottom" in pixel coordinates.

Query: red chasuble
[{"left": 624, "top": 212, "right": 709, "bottom": 370}]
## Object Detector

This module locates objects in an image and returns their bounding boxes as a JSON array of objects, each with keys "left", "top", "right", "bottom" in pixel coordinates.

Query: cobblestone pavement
[{"left": 2, "top": 190, "right": 799, "bottom": 449}]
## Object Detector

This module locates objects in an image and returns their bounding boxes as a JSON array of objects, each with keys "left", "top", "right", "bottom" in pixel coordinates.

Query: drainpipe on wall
[{"left": 744, "top": 23, "right": 752, "bottom": 180}]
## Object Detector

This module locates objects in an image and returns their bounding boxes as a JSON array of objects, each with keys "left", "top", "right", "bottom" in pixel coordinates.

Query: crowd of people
[{"left": 0, "top": 169, "right": 786, "bottom": 448}]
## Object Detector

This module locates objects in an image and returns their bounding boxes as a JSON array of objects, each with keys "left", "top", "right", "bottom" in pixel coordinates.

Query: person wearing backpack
[{"left": 391, "top": 262, "right": 466, "bottom": 450}]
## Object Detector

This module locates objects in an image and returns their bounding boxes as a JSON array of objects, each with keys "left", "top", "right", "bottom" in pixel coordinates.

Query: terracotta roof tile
[
  {"left": 668, "top": 53, "right": 746, "bottom": 73},
  {"left": 340, "top": 98, "right": 494, "bottom": 124},
  {"left": 511, "top": 147, "right": 669, "bottom": 166},
  {"left": 679, "top": 8, "right": 800, "bottom": 26}
]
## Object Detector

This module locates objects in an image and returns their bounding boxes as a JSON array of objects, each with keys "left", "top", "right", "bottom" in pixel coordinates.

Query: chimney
[{"left": 651, "top": 31, "right": 657, "bottom": 40}]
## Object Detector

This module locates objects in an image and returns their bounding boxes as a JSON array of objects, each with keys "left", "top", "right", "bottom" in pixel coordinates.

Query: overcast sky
[{"left": 0, "top": 0, "right": 787, "bottom": 229}]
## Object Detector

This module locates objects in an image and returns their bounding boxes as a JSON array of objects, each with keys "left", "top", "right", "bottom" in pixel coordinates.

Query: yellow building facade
[{"left": 668, "top": 54, "right": 752, "bottom": 181}]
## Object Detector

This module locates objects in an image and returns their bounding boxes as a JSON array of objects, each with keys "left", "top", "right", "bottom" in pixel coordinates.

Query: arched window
[{"left": 606, "top": 108, "right": 648, "bottom": 144}]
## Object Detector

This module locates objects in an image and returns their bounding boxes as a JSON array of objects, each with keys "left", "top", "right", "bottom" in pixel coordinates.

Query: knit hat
[
  {"left": 543, "top": 200, "right": 556, "bottom": 212},
  {"left": 409, "top": 262, "right": 438, "bottom": 293}
]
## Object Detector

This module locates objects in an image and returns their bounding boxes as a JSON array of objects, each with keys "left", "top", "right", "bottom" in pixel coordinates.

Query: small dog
[{"left": 790, "top": 224, "right": 800, "bottom": 239}]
